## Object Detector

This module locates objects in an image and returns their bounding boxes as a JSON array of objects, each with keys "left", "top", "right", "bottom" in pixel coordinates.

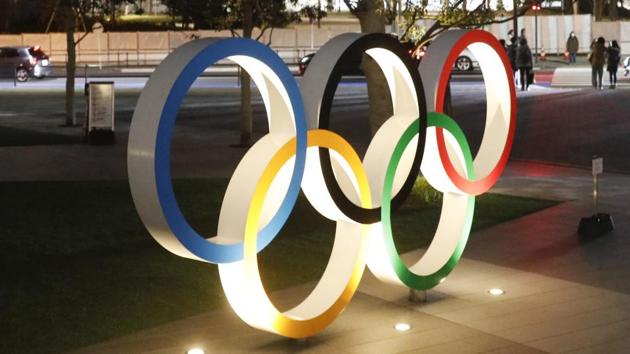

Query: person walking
[
  {"left": 516, "top": 37, "right": 533, "bottom": 91},
  {"left": 507, "top": 36, "right": 518, "bottom": 83},
  {"left": 606, "top": 40, "right": 621, "bottom": 89},
  {"left": 566, "top": 31, "right": 579, "bottom": 64},
  {"left": 590, "top": 37, "right": 606, "bottom": 89}
]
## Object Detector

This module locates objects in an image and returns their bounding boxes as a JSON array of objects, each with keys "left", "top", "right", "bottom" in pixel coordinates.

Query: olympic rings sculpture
[{"left": 128, "top": 29, "right": 516, "bottom": 338}]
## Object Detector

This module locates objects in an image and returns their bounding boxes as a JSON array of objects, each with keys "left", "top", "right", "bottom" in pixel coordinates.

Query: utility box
[{"left": 86, "top": 81, "right": 115, "bottom": 145}]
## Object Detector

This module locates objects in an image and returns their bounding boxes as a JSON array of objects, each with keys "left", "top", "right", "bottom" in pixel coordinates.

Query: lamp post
[{"left": 532, "top": 2, "right": 541, "bottom": 63}]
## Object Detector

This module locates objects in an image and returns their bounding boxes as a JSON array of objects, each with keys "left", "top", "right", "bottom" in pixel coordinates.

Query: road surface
[{"left": 1, "top": 75, "right": 629, "bottom": 181}]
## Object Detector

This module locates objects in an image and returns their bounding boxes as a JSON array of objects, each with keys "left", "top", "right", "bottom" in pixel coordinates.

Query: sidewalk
[{"left": 67, "top": 160, "right": 630, "bottom": 353}]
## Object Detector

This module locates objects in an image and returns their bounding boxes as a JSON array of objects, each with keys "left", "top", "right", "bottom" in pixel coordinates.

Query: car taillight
[{"left": 29, "top": 57, "right": 37, "bottom": 65}]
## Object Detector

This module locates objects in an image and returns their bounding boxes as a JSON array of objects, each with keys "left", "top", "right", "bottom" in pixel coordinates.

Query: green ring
[{"left": 381, "top": 112, "right": 476, "bottom": 290}]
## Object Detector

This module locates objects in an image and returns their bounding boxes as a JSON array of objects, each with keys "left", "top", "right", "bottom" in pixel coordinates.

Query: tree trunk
[
  {"left": 609, "top": 0, "right": 618, "bottom": 20},
  {"left": 512, "top": 0, "right": 518, "bottom": 42},
  {"left": 594, "top": 0, "right": 604, "bottom": 21},
  {"left": 110, "top": 0, "right": 117, "bottom": 23},
  {"left": 354, "top": 0, "right": 393, "bottom": 135},
  {"left": 63, "top": 4, "right": 76, "bottom": 126},
  {"left": 239, "top": 0, "right": 254, "bottom": 146},
  {"left": 572, "top": 0, "right": 579, "bottom": 14}
]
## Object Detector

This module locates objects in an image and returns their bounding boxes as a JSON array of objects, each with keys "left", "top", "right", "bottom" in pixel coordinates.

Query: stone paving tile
[
  {"left": 73, "top": 162, "right": 630, "bottom": 353},
  {"left": 525, "top": 318, "right": 630, "bottom": 353},
  {"left": 343, "top": 324, "right": 480, "bottom": 354},
  {"left": 397, "top": 334, "right": 526, "bottom": 354},
  {"left": 495, "top": 305, "right": 630, "bottom": 343},
  {"left": 566, "top": 336, "right": 630, "bottom": 354},
  {"left": 485, "top": 344, "right": 548, "bottom": 354}
]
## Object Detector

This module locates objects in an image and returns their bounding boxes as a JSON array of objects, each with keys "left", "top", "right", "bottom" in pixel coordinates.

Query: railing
[
  {"left": 46, "top": 46, "right": 320, "bottom": 67},
  {"left": 0, "top": 65, "right": 18, "bottom": 86}
]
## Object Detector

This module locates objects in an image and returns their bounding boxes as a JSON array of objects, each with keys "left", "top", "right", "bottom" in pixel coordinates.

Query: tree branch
[
  {"left": 343, "top": 0, "right": 358, "bottom": 16},
  {"left": 400, "top": 7, "right": 421, "bottom": 41},
  {"left": 45, "top": 0, "right": 61, "bottom": 33},
  {"left": 255, "top": 24, "right": 270, "bottom": 41},
  {"left": 473, "top": 4, "right": 532, "bottom": 28},
  {"left": 419, "top": 0, "right": 466, "bottom": 43},
  {"left": 266, "top": 27, "right": 275, "bottom": 46},
  {"left": 74, "top": 31, "right": 90, "bottom": 46}
]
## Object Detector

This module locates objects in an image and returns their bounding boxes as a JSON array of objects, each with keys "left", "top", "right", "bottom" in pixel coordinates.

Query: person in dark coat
[
  {"left": 516, "top": 38, "right": 533, "bottom": 91},
  {"left": 590, "top": 37, "right": 606, "bottom": 89},
  {"left": 566, "top": 31, "right": 579, "bottom": 64},
  {"left": 606, "top": 40, "right": 621, "bottom": 89},
  {"left": 507, "top": 36, "right": 518, "bottom": 80}
]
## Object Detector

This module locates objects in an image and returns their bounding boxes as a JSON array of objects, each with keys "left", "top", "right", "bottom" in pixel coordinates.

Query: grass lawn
[
  {"left": 0, "top": 179, "right": 559, "bottom": 353},
  {"left": 0, "top": 126, "right": 81, "bottom": 146}
]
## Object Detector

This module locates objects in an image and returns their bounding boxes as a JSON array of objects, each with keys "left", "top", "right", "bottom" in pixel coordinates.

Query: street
[{"left": 0, "top": 75, "right": 629, "bottom": 181}]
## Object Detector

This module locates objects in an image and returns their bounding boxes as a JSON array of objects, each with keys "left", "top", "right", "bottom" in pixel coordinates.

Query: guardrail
[
  {"left": 0, "top": 65, "right": 18, "bottom": 86},
  {"left": 46, "top": 46, "right": 319, "bottom": 67}
]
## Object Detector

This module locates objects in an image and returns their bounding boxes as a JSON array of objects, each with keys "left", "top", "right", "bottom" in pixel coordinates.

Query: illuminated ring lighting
[
  {"left": 219, "top": 129, "right": 371, "bottom": 338},
  {"left": 368, "top": 112, "right": 475, "bottom": 290},
  {"left": 128, "top": 29, "right": 516, "bottom": 339},
  {"left": 300, "top": 33, "right": 427, "bottom": 224},
  {"left": 418, "top": 29, "right": 516, "bottom": 196},
  {"left": 128, "top": 38, "right": 307, "bottom": 263}
]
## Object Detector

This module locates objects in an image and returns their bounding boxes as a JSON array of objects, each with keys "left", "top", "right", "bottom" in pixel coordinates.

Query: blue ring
[{"left": 154, "top": 38, "right": 307, "bottom": 263}]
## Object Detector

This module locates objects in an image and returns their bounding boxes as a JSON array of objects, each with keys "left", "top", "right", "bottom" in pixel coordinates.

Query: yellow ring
[{"left": 219, "top": 129, "right": 372, "bottom": 338}]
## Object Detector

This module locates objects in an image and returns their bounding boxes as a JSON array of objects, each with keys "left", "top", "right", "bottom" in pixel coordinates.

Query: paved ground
[
  {"left": 71, "top": 161, "right": 630, "bottom": 353},
  {"left": 5, "top": 77, "right": 629, "bottom": 182},
  {"left": 3, "top": 74, "right": 630, "bottom": 353}
]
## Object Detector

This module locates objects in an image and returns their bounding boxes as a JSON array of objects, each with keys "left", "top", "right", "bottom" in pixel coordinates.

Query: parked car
[
  {"left": 298, "top": 53, "right": 315, "bottom": 76},
  {"left": 298, "top": 52, "right": 364, "bottom": 76},
  {"left": 454, "top": 49, "right": 475, "bottom": 71},
  {"left": 0, "top": 46, "right": 52, "bottom": 82},
  {"left": 298, "top": 42, "right": 475, "bottom": 76},
  {"left": 411, "top": 42, "right": 476, "bottom": 71}
]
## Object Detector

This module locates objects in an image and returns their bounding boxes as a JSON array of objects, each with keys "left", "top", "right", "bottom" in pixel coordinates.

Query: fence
[
  {"left": 416, "top": 15, "right": 630, "bottom": 55},
  {"left": 1, "top": 16, "right": 628, "bottom": 67},
  {"left": 0, "top": 23, "right": 360, "bottom": 66}
]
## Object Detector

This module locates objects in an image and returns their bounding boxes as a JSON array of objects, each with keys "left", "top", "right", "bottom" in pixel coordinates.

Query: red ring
[{"left": 434, "top": 30, "right": 516, "bottom": 195}]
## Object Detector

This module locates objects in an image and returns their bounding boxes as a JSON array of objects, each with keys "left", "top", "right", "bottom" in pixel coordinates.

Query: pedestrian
[
  {"left": 566, "top": 31, "right": 579, "bottom": 64},
  {"left": 589, "top": 37, "right": 606, "bottom": 89},
  {"left": 519, "top": 28, "right": 527, "bottom": 42},
  {"left": 507, "top": 36, "right": 518, "bottom": 83},
  {"left": 499, "top": 39, "right": 506, "bottom": 50},
  {"left": 516, "top": 37, "right": 533, "bottom": 91},
  {"left": 606, "top": 40, "right": 621, "bottom": 89}
]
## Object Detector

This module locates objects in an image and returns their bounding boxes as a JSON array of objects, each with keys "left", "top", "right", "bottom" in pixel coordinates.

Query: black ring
[{"left": 301, "top": 33, "right": 428, "bottom": 224}]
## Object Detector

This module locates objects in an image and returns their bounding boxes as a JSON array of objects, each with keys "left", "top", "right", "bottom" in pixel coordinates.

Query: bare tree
[
  {"left": 47, "top": 0, "right": 96, "bottom": 126},
  {"left": 212, "top": 0, "right": 299, "bottom": 146},
  {"left": 344, "top": 0, "right": 396, "bottom": 134},
  {"left": 344, "top": 0, "right": 530, "bottom": 134}
]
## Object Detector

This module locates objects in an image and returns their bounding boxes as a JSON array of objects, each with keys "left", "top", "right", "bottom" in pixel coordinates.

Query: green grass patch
[
  {"left": 0, "top": 126, "right": 81, "bottom": 146},
  {"left": 0, "top": 179, "right": 558, "bottom": 353}
]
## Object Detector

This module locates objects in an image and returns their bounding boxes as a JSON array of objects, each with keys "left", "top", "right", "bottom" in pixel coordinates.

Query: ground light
[
  {"left": 186, "top": 348, "right": 205, "bottom": 354},
  {"left": 488, "top": 288, "right": 505, "bottom": 296},
  {"left": 394, "top": 323, "right": 412, "bottom": 332}
]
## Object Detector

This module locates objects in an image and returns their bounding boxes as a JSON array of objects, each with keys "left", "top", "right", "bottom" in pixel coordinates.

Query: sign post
[
  {"left": 92, "top": 22, "right": 104, "bottom": 71},
  {"left": 86, "top": 81, "right": 115, "bottom": 145},
  {"left": 578, "top": 156, "right": 614, "bottom": 237}
]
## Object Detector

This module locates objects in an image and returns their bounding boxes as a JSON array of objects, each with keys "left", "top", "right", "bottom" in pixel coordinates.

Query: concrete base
[
  {"left": 408, "top": 289, "right": 428, "bottom": 304},
  {"left": 551, "top": 67, "right": 630, "bottom": 87}
]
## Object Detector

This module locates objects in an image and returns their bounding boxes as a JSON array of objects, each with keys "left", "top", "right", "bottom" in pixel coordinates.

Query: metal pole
[
  {"left": 594, "top": 174, "right": 599, "bottom": 214},
  {"left": 310, "top": 21, "right": 314, "bottom": 49},
  {"left": 535, "top": 12, "right": 538, "bottom": 63},
  {"left": 397, "top": 0, "right": 402, "bottom": 37},
  {"left": 97, "top": 32, "right": 102, "bottom": 70},
  {"left": 513, "top": 0, "right": 518, "bottom": 43}
]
